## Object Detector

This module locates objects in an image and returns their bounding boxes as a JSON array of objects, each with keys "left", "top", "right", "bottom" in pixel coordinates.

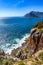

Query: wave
[
  {"left": 1, "top": 33, "right": 30, "bottom": 54},
  {"left": 15, "top": 34, "right": 30, "bottom": 47}
]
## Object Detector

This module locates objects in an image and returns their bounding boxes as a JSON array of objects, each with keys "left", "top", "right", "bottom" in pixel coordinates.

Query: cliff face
[
  {"left": 0, "top": 22, "right": 43, "bottom": 65},
  {"left": 27, "top": 29, "right": 43, "bottom": 55},
  {"left": 11, "top": 22, "right": 43, "bottom": 59},
  {"left": 27, "top": 22, "right": 43, "bottom": 54}
]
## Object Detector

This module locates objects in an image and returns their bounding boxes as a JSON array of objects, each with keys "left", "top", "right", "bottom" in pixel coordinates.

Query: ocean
[{"left": 0, "top": 17, "right": 43, "bottom": 54}]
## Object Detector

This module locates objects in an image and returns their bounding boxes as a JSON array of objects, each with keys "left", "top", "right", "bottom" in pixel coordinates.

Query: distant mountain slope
[{"left": 24, "top": 11, "right": 43, "bottom": 18}]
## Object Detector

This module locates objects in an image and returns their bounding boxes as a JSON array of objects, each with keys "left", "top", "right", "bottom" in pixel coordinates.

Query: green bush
[
  {"left": 4, "top": 61, "right": 13, "bottom": 65},
  {"left": 34, "top": 22, "right": 43, "bottom": 29},
  {"left": 0, "top": 59, "right": 3, "bottom": 65},
  {"left": 3, "top": 58, "right": 14, "bottom": 65},
  {"left": 4, "top": 61, "right": 9, "bottom": 65},
  {"left": 18, "top": 62, "right": 25, "bottom": 65},
  {"left": 39, "top": 52, "right": 43, "bottom": 60}
]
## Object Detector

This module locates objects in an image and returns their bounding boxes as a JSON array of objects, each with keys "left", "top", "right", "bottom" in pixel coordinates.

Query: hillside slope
[
  {"left": 24, "top": 11, "right": 43, "bottom": 18},
  {"left": 0, "top": 22, "right": 43, "bottom": 65}
]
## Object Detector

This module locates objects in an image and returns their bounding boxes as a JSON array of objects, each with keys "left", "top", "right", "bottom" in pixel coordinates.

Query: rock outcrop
[
  {"left": 27, "top": 22, "right": 43, "bottom": 55},
  {"left": 0, "top": 22, "right": 43, "bottom": 65},
  {"left": 27, "top": 30, "right": 43, "bottom": 54},
  {"left": 0, "top": 49, "right": 5, "bottom": 56},
  {"left": 11, "top": 22, "right": 43, "bottom": 60},
  {"left": 11, "top": 43, "right": 29, "bottom": 60}
]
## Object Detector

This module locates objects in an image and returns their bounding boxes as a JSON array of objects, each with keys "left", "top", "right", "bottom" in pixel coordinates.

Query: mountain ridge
[{"left": 24, "top": 11, "right": 43, "bottom": 18}]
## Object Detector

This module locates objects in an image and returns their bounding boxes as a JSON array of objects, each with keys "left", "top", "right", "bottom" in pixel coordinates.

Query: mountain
[{"left": 24, "top": 11, "right": 43, "bottom": 18}]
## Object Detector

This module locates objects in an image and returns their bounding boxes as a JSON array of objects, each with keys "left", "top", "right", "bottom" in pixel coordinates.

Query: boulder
[{"left": 0, "top": 49, "right": 5, "bottom": 56}]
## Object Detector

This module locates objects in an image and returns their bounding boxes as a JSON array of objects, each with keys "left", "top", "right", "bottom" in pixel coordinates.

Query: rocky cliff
[
  {"left": 0, "top": 22, "right": 42, "bottom": 58},
  {"left": 11, "top": 22, "right": 43, "bottom": 60},
  {"left": 0, "top": 22, "right": 43, "bottom": 65}
]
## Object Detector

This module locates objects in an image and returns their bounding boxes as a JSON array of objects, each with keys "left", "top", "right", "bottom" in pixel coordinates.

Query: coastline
[
  {"left": 0, "top": 22, "right": 43, "bottom": 65},
  {"left": 3, "top": 33, "right": 30, "bottom": 54}
]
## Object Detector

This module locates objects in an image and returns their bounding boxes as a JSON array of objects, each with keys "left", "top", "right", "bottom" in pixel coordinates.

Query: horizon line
[{"left": 0, "top": 10, "right": 43, "bottom": 18}]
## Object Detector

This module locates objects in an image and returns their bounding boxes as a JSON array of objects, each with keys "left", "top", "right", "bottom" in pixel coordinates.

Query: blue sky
[{"left": 0, "top": 0, "right": 43, "bottom": 17}]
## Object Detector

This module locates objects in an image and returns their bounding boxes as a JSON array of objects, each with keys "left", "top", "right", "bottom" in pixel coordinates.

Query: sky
[{"left": 0, "top": 0, "right": 43, "bottom": 17}]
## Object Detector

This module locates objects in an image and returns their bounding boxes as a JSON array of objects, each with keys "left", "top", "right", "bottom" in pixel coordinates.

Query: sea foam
[{"left": 1, "top": 33, "right": 30, "bottom": 54}]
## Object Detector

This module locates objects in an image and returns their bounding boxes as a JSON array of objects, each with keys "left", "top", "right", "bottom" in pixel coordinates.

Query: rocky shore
[{"left": 0, "top": 22, "right": 43, "bottom": 65}]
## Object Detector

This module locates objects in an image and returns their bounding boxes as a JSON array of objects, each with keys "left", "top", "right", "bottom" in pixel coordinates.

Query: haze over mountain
[{"left": 24, "top": 11, "right": 43, "bottom": 18}]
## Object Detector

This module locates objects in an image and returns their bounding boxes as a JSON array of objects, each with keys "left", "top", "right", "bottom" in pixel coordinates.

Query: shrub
[
  {"left": 18, "top": 62, "right": 25, "bottom": 65},
  {"left": 39, "top": 52, "right": 43, "bottom": 60}
]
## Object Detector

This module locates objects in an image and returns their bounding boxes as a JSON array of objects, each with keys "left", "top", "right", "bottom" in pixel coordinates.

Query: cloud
[{"left": 14, "top": 0, "right": 24, "bottom": 7}]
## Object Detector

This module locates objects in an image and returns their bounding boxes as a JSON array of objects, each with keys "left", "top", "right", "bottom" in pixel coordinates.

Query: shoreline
[{"left": 2, "top": 33, "right": 30, "bottom": 54}]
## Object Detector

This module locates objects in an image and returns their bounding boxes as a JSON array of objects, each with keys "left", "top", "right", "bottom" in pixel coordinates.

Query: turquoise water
[{"left": 0, "top": 17, "right": 43, "bottom": 54}]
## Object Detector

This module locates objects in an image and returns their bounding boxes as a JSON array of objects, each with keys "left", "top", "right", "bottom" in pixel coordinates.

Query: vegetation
[
  {"left": 34, "top": 21, "right": 43, "bottom": 28},
  {"left": 0, "top": 21, "right": 43, "bottom": 65},
  {"left": 0, "top": 58, "right": 14, "bottom": 65},
  {"left": 18, "top": 61, "right": 25, "bottom": 65},
  {"left": 0, "top": 52, "right": 43, "bottom": 65},
  {"left": 34, "top": 21, "right": 43, "bottom": 32},
  {"left": 38, "top": 52, "right": 43, "bottom": 64},
  {"left": 39, "top": 52, "right": 43, "bottom": 60}
]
